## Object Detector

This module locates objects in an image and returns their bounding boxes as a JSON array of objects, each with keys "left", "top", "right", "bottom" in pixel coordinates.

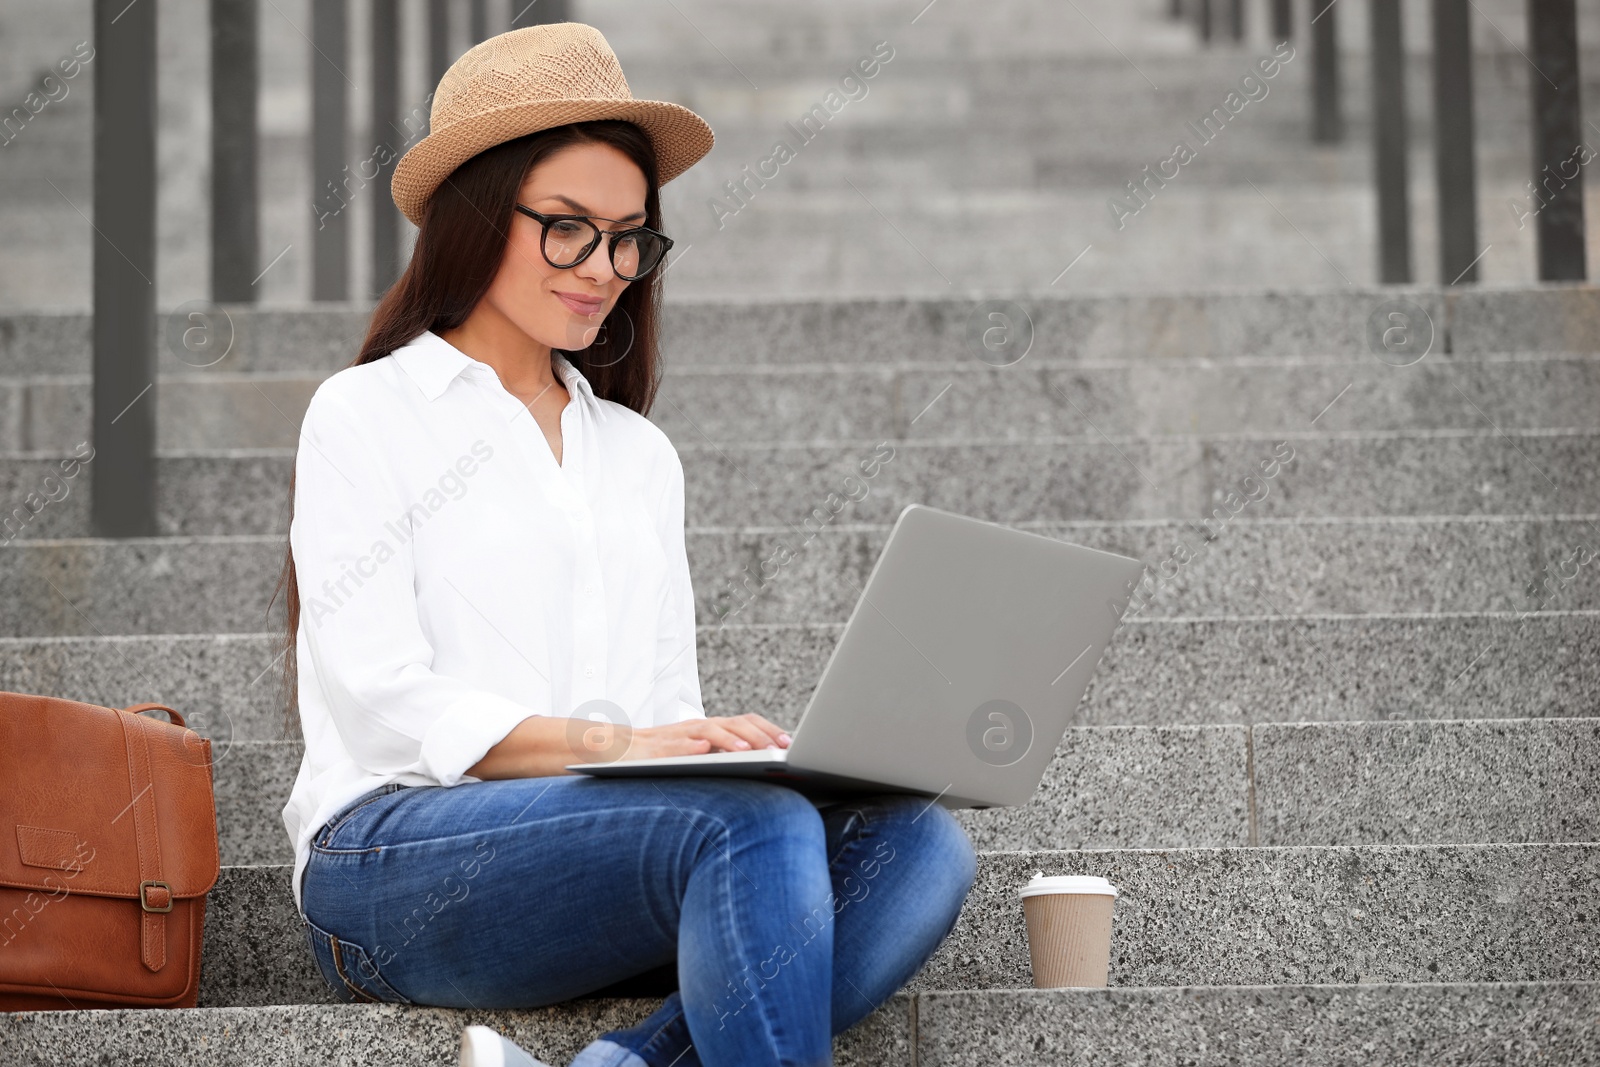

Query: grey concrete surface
[
  {"left": 5, "top": 429, "right": 1600, "bottom": 541},
  {"left": 190, "top": 844, "right": 1600, "bottom": 1006},
  {"left": 213, "top": 719, "right": 1600, "bottom": 865},
  {"left": 914, "top": 982, "right": 1600, "bottom": 1066},
  {"left": 915, "top": 844, "right": 1600, "bottom": 991},
  {"left": 1253, "top": 719, "right": 1600, "bottom": 846},
  {"left": 212, "top": 726, "right": 1254, "bottom": 866},
  {"left": 2, "top": 611, "right": 1596, "bottom": 744},
  {"left": 5, "top": 517, "right": 1600, "bottom": 636},
  {"left": 5, "top": 983, "right": 1594, "bottom": 1067},
  {"left": 2, "top": 0, "right": 1595, "bottom": 1057},
  {"left": 8, "top": 354, "right": 1598, "bottom": 451},
  {"left": 3, "top": 286, "right": 1597, "bottom": 375},
  {"left": 0, "top": 998, "right": 907, "bottom": 1067}
]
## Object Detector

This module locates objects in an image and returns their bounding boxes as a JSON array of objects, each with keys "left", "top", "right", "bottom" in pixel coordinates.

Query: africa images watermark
[
  {"left": 303, "top": 440, "right": 495, "bottom": 626},
  {"left": 0, "top": 41, "right": 95, "bottom": 149},
  {"left": 2, "top": 441, "right": 95, "bottom": 543},
  {"left": 709, "top": 441, "right": 897, "bottom": 627},
  {"left": 358, "top": 839, "right": 497, "bottom": 978},
  {"left": 312, "top": 92, "right": 435, "bottom": 230},
  {"left": 710, "top": 835, "right": 897, "bottom": 1029},
  {"left": 1110, "top": 440, "right": 1298, "bottom": 623},
  {"left": 1523, "top": 537, "right": 1599, "bottom": 616},
  {"left": 708, "top": 40, "right": 896, "bottom": 230},
  {"left": 1509, "top": 134, "right": 1597, "bottom": 231},
  {"left": 1107, "top": 40, "right": 1296, "bottom": 231},
  {"left": 0, "top": 835, "right": 95, "bottom": 950}
]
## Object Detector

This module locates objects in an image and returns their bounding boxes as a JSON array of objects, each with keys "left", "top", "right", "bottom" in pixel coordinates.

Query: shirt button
[
  {"left": 585, "top": 584, "right": 597, "bottom": 595},
  {"left": 584, "top": 665, "right": 596, "bottom": 678}
]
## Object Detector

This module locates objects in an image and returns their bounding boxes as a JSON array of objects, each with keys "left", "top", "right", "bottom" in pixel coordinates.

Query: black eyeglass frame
[{"left": 513, "top": 204, "right": 674, "bottom": 281}]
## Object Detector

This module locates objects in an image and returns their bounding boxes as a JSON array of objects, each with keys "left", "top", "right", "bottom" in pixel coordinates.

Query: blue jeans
[{"left": 298, "top": 774, "right": 978, "bottom": 1067}]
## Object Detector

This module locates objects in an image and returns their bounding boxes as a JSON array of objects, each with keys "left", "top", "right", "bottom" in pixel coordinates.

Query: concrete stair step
[
  {"left": 586, "top": 0, "right": 1199, "bottom": 63},
  {"left": 920, "top": 844, "right": 1599, "bottom": 992},
  {"left": 26, "top": 187, "right": 1485, "bottom": 302},
  {"left": 657, "top": 46, "right": 1562, "bottom": 192},
  {"left": 4, "top": 52, "right": 1575, "bottom": 155},
  {"left": 2, "top": 517, "right": 1597, "bottom": 636},
  {"left": 0, "top": 998, "right": 909, "bottom": 1067},
  {"left": 4, "top": 429, "right": 1598, "bottom": 539},
  {"left": 210, "top": 717, "right": 1600, "bottom": 865},
  {"left": 221, "top": 106, "right": 1553, "bottom": 205},
  {"left": 911, "top": 982, "right": 1600, "bottom": 1065},
  {"left": 650, "top": 55, "right": 1550, "bottom": 136},
  {"left": 652, "top": 188, "right": 1600, "bottom": 296},
  {"left": 683, "top": 138, "right": 1551, "bottom": 191},
  {"left": 187, "top": 843, "right": 1598, "bottom": 1007},
  {"left": 629, "top": 47, "right": 1571, "bottom": 120},
  {"left": 11, "top": 13, "right": 1599, "bottom": 297},
  {"left": 588, "top": 0, "right": 1592, "bottom": 64},
  {"left": 5, "top": 612, "right": 1593, "bottom": 742},
  {"left": 8, "top": 356, "right": 1596, "bottom": 451},
  {"left": 8, "top": 982, "right": 1597, "bottom": 1067},
  {"left": 2, "top": 287, "right": 1592, "bottom": 375}
]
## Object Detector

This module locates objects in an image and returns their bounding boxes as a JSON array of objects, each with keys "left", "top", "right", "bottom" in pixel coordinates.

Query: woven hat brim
[{"left": 391, "top": 97, "right": 714, "bottom": 227}]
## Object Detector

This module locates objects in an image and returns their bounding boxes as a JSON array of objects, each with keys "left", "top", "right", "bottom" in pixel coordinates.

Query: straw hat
[{"left": 391, "top": 22, "right": 714, "bottom": 227}]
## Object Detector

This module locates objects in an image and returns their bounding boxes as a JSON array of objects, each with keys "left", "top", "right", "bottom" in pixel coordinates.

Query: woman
[{"left": 278, "top": 23, "right": 977, "bottom": 1067}]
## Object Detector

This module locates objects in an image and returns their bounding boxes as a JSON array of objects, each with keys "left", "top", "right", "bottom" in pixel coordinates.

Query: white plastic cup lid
[{"left": 1018, "top": 871, "right": 1119, "bottom": 899}]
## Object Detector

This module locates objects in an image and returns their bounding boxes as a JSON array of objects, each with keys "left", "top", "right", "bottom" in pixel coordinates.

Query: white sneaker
[{"left": 458, "top": 1025, "right": 555, "bottom": 1067}]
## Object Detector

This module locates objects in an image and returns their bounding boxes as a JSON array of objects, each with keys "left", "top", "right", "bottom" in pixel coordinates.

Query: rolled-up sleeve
[
  {"left": 650, "top": 443, "right": 706, "bottom": 726},
  {"left": 291, "top": 382, "right": 541, "bottom": 785}
]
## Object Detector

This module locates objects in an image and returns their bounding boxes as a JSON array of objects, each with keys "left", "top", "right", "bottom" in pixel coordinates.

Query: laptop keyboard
[{"left": 690, "top": 747, "right": 790, "bottom": 762}]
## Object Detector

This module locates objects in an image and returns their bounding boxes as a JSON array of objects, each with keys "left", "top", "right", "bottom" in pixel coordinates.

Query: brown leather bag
[{"left": 0, "top": 690, "right": 220, "bottom": 1010}]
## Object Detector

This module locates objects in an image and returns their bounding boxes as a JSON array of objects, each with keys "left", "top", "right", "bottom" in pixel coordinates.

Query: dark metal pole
[
  {"left": 1311, "top": 0, "right": 1343, "bottom": 142},
  {"left": 429, "top": 0, "right": 451, "bottom": 85},
  {"left": 1272, "top": 0, "right": 1292, "bottom": 41},
  {"left": 471, "top": 0, "right": 489, "bottom": 43},
  {"left": 92, "top": 0, "right": 158, "bottom": 537},
  {"left": 1228, "top": 0, "right": 1244, "bottom": 42},
  {"left": 1168, "top": 0, "right": 1184, "bottom": 20},
  {"left": 211, "top": 0, "right": 257, "bottom": 303},
  {"left": 423, "top": 0, "right": 451, "bottom": 141},
  {"left": 371, "top": 0, "right": 399, "bottom": 298},
  {"left": 512, "top": 0, "right": 569, "bottom": 29},
  {"left": 1432, "top": 0, "right": 1479, "bottom": 284},
  {"left": 1371, "top": 0, "right": 1412, "bottom": 283},
  {"left": 1526, "top": 0, "right": 1587, "bottom": 281},
  {"left": 311, "top": 0, "right": 347, "bottom": 301},
  {"left": 1197, "top": 0, "right": 1213, "bottom": 44}
]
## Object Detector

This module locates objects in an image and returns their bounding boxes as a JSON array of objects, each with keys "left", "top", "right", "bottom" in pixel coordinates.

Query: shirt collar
[{"left": 393, "top": 329, "right": 597, "bottom": 404}]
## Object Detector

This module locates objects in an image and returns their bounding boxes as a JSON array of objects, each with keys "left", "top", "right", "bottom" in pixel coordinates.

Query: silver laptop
[{"left": 567, "top": 503, "right": 1145, "bottom": 810}]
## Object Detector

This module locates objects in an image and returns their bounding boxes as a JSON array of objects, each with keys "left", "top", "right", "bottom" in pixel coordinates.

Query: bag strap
[
  {"left": 117, "top": 709, "right": 171, "bottom": 973},
  {"left": 123, "top": 702, "right": 186, "bottom": 729}
]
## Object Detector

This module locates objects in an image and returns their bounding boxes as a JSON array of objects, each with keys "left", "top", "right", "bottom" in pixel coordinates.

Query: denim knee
[
  {"left": 713, "top": 780, "right": 828, "bottom": 847},
  {"left": 877, "top": 796, "right": 979, "bottom": 906},
  {"left": 926, "top": 803, "right": 979, "bottom": 886}
]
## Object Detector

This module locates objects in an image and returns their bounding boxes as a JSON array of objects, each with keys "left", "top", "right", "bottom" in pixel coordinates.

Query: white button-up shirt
[{"left": 281, "top": 329, "right": 705, "bottom": 910}]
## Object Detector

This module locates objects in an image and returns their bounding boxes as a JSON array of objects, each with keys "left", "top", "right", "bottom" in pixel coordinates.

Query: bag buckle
[{"left": 139, "top": 879, "right": 174, "bottom": 913}]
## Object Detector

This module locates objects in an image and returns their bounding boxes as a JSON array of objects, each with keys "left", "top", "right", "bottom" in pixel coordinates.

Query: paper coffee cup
[{"left": 1018, "top": 871, "right": 1118, "bottom": 988}]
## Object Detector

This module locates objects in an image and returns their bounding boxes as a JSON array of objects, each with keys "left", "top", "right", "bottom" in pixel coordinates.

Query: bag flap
[{"left": 0, "top": 691, "right": 220, "bottom": 899}]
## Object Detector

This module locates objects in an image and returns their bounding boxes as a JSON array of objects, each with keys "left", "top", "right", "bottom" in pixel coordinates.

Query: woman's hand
[
  {"left": 611, "top": 713, "right": 791, "bottom": 763},
  {"left": 466, "top": 711, "right": 793, "bottom": 780}
]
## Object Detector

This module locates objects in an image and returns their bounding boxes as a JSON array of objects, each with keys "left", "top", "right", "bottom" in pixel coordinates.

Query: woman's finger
[{"left": 682, "top": 718, "right": 772, "bottom": 752}]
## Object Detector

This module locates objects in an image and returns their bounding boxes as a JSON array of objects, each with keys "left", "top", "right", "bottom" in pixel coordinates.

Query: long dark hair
[{"left": 270, "top": 119, "right": 669, "bottom": 735}]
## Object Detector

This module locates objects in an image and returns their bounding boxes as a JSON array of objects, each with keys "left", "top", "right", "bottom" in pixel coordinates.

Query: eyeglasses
[{"left": 513, "top": 204, "right": 674, "bottom": 281}]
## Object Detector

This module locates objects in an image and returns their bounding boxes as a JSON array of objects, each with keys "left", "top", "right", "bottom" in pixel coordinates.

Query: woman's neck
[{"left": 439, "top": 307, "right": 559, "bottom": 398}]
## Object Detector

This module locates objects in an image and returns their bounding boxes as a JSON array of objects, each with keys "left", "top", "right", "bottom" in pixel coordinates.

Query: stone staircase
[
  {"left": 6, "top": 0, "right": 1600, "bottom": 308},
  {"left": 5, "top": 0, "right": 1600, "bottom": 1061},
  {"left": 2, "top": 284, "right": 1599, "bottom": 1064}
]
